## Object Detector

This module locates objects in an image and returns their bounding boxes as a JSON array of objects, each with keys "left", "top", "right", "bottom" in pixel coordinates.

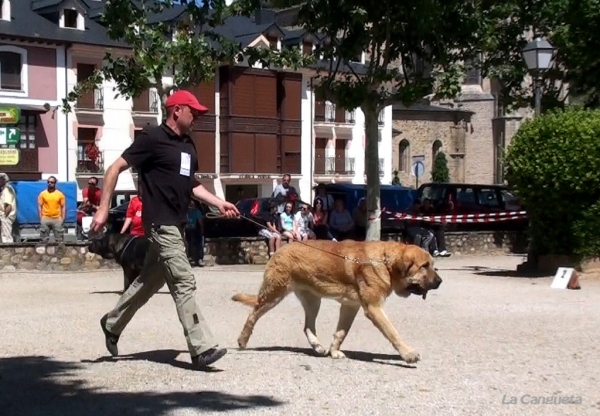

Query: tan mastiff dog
[{"left": 232, "top": 240, "right": 443, "bottom": 364}]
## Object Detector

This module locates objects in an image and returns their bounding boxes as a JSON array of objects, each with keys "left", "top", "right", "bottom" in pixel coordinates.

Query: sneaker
[
  {"left": 439, "top": 250, "right": 451, "bottom": 257},
  {"left": 433, "top": 250, "right": 440, "bottom": 257},
  {"left": 192, "top": 348, "right": 228, "bottom": 368},
  {"left": 197, "top": 259, "right": 205, "bottom": 267},
  {"left": 100, "top": 314, "right": 120, "bottom": 357},
  {"left": 332, "top": 238, "right": 338, "bottom": 242}
]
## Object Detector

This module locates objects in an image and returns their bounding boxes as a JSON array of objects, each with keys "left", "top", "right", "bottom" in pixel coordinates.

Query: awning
[{"left": 0, "top": 104, "right": 49, "bottom": 113}]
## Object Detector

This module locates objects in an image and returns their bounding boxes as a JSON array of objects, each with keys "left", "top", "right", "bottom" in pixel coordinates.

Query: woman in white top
[{"left": 294, "top": 203, "right": 316, "bottom": 241}]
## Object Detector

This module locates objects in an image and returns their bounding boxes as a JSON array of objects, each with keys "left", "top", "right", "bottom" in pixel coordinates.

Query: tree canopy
[{"left": 477, "top": 0, "right": 600, "bottom": 112}]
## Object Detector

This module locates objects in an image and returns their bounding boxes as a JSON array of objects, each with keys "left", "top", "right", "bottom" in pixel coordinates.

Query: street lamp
[{"left": 521, "top": 37, "right": 555, "bottom": 116}]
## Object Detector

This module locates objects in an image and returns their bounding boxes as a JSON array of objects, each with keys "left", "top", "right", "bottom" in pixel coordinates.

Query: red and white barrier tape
[{"left": 373, "top": 210, "right": 528, "bottom": 224}]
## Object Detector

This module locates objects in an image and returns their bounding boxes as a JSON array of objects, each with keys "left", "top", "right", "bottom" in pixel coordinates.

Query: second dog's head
[{"left": 88, "top": 232, "right": 116, "bottom": 260}]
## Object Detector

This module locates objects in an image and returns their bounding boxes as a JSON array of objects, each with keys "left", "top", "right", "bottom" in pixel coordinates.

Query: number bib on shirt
[{"left": 180, "top": 152, "right": 191, "bottom": 176}]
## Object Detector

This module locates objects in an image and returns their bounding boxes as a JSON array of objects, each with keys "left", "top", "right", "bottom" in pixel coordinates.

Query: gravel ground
[{"left": 0, "top": 254, "right": 598, "bottom": 416}]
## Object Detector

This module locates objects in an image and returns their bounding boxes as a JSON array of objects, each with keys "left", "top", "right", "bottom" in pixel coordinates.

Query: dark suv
[{"left": 415, "top": 183, "right": 527, "bottom": 231}]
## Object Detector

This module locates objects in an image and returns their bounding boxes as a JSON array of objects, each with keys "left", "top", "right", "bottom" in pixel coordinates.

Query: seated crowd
[{"left": 257, "top": 193, "right": 369, "bottom": 258}]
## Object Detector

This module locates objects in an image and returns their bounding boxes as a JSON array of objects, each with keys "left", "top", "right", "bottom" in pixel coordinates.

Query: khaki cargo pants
[{"left": 104, "top": 225, "right": 217, "bottom": 356}]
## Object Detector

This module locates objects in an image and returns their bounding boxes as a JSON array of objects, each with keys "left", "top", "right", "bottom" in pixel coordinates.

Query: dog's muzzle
[{"left": 407, "top": 274, "right": 443, "bottom": 300}]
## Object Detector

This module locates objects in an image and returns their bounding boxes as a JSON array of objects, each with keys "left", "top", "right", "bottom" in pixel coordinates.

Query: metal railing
[
  {"left": 76, "top": 88, "right": 104, "bottom": 110},
  {"left": 76, "top": 145, "right": 104, "bottom": 174}
]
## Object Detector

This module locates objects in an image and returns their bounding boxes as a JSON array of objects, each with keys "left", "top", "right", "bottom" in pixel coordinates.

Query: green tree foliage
[
  {"left": 477, "top": 0, "right": 600, "bottom": 112},
  {"left": 236, "top": 0, "right": 483, "bottom": 240},
  {"left": 62, "top": 0, "right": 310, "bottom": 113},
  {"left": 505, "top": 107, "right": 600, "bottom": 259},
  {"left": 431, "top": 152, "right": 450, "bottom": 183}
]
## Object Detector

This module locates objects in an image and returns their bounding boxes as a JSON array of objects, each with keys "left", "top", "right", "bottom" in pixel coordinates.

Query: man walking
[
  {"left": 90, "top": 90, "right": 239, "bottom": 369},
  {"left": 38, "top": 176, "right": 66, "bottom": 243},
  {"left": 0, "top": 173, "right": 16, "bottom": 243}
]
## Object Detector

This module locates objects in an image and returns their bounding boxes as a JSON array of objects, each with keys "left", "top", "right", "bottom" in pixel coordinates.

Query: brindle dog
[{"left": 88, "top": 232, "right": 149, "bottom": 292}]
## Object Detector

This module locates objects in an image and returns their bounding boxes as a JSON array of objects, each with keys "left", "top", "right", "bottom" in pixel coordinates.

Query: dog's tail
[{"left": 231, "top": 293, "right": 258, "bottom": 307}]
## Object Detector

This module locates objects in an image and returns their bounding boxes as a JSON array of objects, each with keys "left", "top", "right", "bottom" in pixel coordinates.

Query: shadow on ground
[
  {"left": 0, "top": 356, "right": 285, "bottom": 416},
  {"left": 244, "top": 346, "right": 417, "bottom": 369},
  {"left": 82, "top": 349, "right": 223, "bottom": 372},
  {"left": 439, "top": 265, "right": 552, "bottom": 278},
  {"left": 89, "top": 291, "right": 172, "bottom": 295}
]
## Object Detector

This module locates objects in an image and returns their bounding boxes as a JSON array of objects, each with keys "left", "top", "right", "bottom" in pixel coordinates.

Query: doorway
[{"left": 225, "top": 184, "right": 260, "bottom": 204}]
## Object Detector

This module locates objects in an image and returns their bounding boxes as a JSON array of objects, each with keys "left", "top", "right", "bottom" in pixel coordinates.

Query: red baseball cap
[{"left": 165, "top": 90, "right": 208, "bottom": 114}]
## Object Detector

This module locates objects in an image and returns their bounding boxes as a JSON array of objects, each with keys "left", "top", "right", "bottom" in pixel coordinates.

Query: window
[
  {"left": 1, "top": 0, "right": 10, "bottom": 22},
  {"left": 63, "top": 9, "right": 78, "bottom": 28},
  {"left": 464, "top": 56, "right": 482, "bottom": 85},
  {"left": 0, "top": 51, "right": 22, "bottom": 91},
  {"left": 477, "top": 188, "right": 501, "bottom": 208},
  {"left": 432, "top": 140, "right": 442, "bottom": 164},
  {"left": 399, "top": 139, "right": 410, "bottom": 173},
  {"left": 8, "top": 112, "right": 37, "bottom": 149}
]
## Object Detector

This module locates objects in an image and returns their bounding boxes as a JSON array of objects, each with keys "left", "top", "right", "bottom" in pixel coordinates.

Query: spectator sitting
[
  {"left": 259, "top": 201, "right": 282, "bottom": 257},
  {"left": 420, "top": 198, "right": 451, "bottom": 257},
  {"left": 352, "top": 197, "right": 368, "bottom": 241},
  {"left": 314, "top": 183, "right": 334, "bottom": 212},
  {"left": 405, "top": 199, "right": 434, "bottom": 251},
  {"left": 82, "top": 177, "right": 101, "bottom": 215},
  {"left": 329, "top": 199, "right": 355, "bottom": 241},
  {"left": 294, "top": 203, "right": 316, "bottom": 241},
  {"left": 280, "top": 201, "right": 300, "bottom": 241},
  {"left": 312, "top": 197, "right": 335, "bottom": 240}
]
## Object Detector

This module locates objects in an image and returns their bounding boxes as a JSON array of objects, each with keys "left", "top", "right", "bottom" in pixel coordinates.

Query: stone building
[{"left": 392, "top": 74, "right": 530, "bottom": 187}]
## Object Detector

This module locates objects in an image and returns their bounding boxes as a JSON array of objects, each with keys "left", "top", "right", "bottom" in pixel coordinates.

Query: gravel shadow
[
  {"left": 82, "top": 349, "right": 223, "bottom": 372},
  {"left": 0, "top": 355, "right": 284, "bottom": 415},
  {"left": 244, "top": 346, "right": 417, "bottom": 368},
  {"left": 441, "top": 265, "right": 552, "bottom": 278}
]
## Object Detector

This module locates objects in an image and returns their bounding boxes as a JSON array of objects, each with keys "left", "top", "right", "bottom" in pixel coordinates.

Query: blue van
[{"left": 315, "top": 183, "right": 418, "bottom": 214}]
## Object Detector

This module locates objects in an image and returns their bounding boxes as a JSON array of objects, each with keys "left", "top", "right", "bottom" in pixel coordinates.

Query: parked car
[{"left": 414, "top": 182, "right": 527, "bottom": 231}]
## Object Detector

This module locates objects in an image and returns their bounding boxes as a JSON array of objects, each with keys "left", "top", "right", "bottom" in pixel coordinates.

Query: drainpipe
[
  {"left": 310, "top": 76, "right": 314, "bottom": 200},
  {"left": 65, "top": 43, "right": 71, "bottom": 182}
]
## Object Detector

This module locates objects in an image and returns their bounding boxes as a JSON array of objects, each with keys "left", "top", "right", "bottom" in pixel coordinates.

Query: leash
[{"left": 204, "top": 212, "right": 390, "bottom": 266}]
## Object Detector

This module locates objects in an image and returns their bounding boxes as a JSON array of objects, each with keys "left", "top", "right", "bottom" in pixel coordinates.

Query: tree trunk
[{"left": 363, "top": 105, "right": 381, "bottom": 242}]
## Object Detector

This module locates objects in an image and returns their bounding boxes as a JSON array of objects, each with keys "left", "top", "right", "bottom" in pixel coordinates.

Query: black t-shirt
[
  {"left": 121, "top": 124, "right": 199, "bottom": 228},
  {"left": 261, "top": 211, "right": 278, "bottom": 230}
]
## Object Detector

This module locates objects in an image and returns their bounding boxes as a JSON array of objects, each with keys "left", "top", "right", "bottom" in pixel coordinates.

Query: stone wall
[{"left": 0, "top": 230, "right": 528, "bottom": 271}]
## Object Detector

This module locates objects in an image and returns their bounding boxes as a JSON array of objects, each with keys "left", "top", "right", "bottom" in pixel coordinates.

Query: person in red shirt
[
  {"left": 82, "top": 177, "right": 102, "bottom": 215},
  {"left": 120, "top": 185, "right": 144, "bottom": 236}
]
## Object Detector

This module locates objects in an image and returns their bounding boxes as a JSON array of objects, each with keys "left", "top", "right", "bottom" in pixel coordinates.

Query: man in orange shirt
[{"left": 38, "top": 176, "right": 66, "bottom": 243}]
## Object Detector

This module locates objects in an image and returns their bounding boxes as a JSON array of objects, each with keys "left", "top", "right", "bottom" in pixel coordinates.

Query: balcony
[
  {"left": 76, "top": 143, "right": 104, "bottom": 175},
  {"left": 379, "top": 158, "right": 385, "bottom": 175},
  {"left": 378, "top": 110, "right": 385, "bottom": 126},
  {"left": 314, "top": 101, "right": 356, "bottom": 124},
  {"left": 75, "top": 88, "right": 104, "bottom": 125},
  {"left": 314, "top": 156, "right": 355, "bottom": 175},
  {"left": 132, "top": 89, "right": 160, "bottom": 126},
  {"left": 76, "top": 88, "right": 104, "bottom": 111}
]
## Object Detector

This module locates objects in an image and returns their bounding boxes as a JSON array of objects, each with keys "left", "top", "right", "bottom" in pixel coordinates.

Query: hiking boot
[
  {"left": 191, "top": 348, "right": 227, "bottom": 368},
  {"left": 100, "top": 314, "right": 120, "bottom": 357}
]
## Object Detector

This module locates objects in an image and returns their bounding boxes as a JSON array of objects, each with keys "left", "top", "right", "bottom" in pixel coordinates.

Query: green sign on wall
[
  {"left": 0, "top": 127, "right": 20, "bottom": 146},
  {"left": 0, "top": 107, "right": 20, "bottom": 124}
]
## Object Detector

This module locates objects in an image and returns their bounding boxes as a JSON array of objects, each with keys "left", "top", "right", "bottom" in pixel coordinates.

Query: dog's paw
[
  {"left": 400, "top": 349, "right": 420, "bottom": 364},
  {"left": 237, "top": 338, "right": 248, "bottom": 349},
  {"left": 329, "top": 350, "right": 346, "bottom": 359},
  {"left": 312, "top": 345, "right": 328, "bottom": 356}
]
